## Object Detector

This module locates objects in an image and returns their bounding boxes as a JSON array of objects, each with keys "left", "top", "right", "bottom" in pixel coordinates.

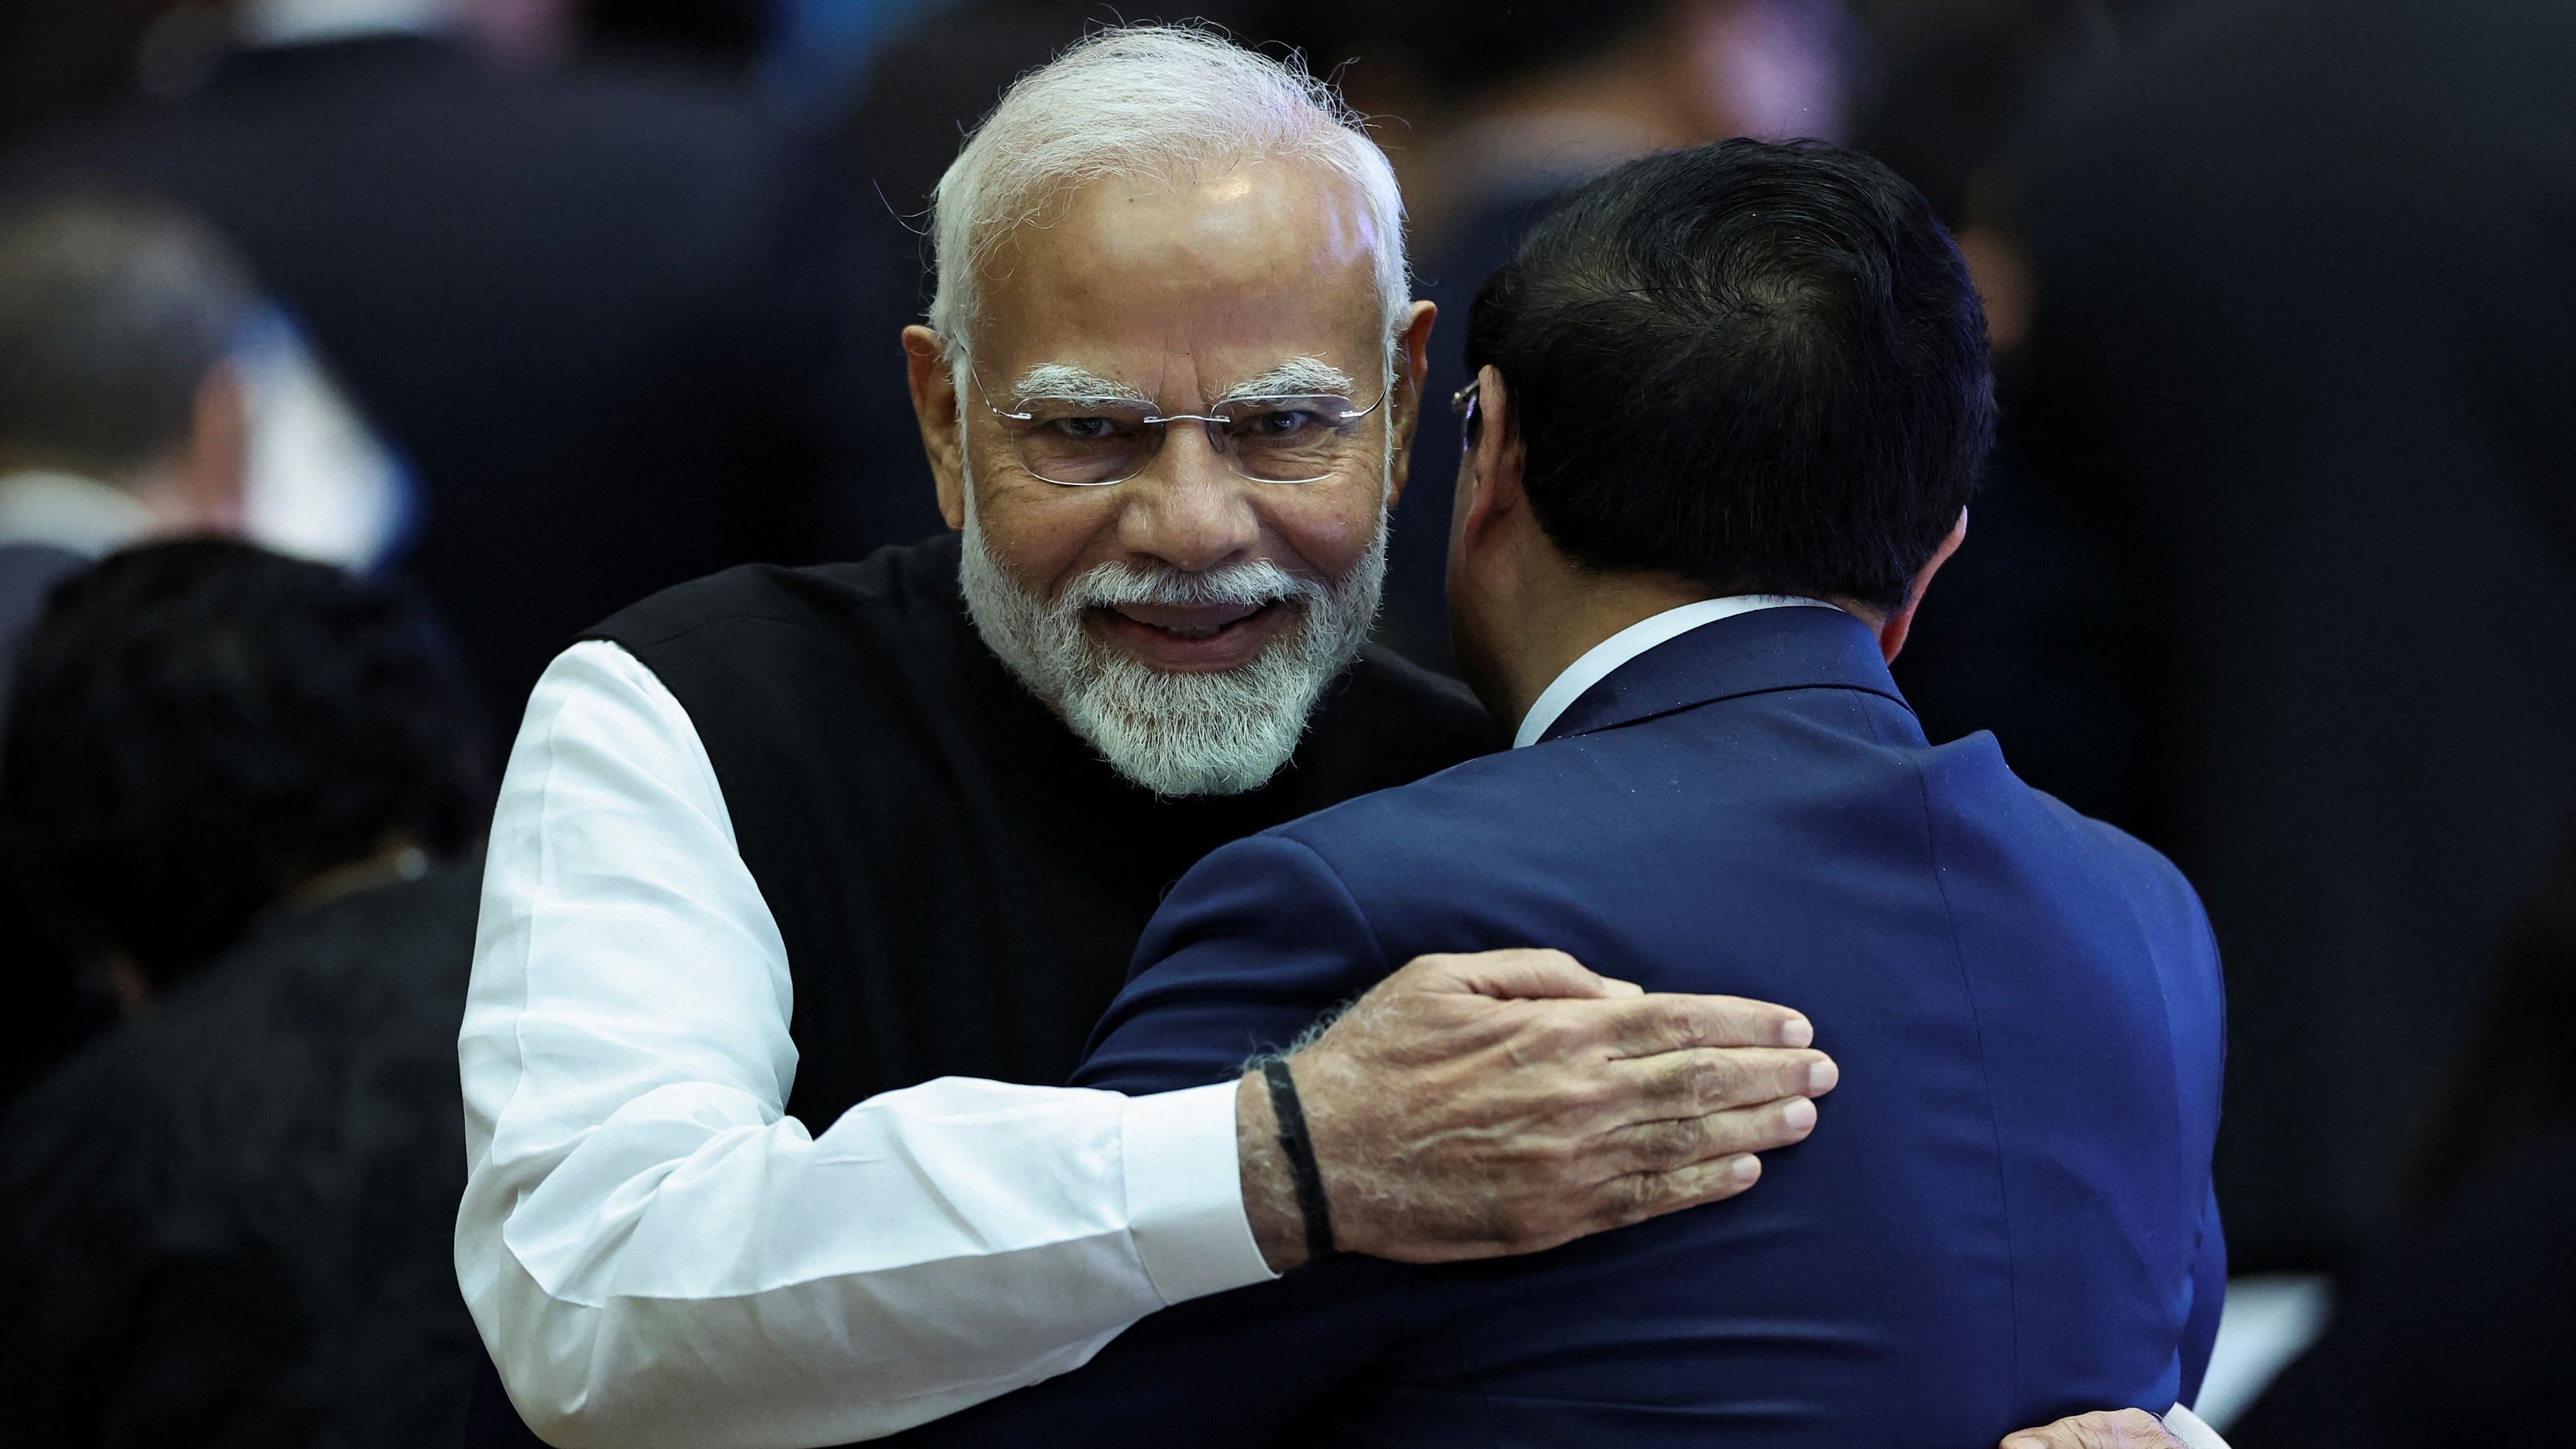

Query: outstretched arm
[{"left": 461, "top": 646, "right": 1278, "bottom": 1448}]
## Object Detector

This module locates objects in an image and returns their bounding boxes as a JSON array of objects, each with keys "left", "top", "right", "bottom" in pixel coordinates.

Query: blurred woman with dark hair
[{"left": 0, "top": 537, "right": 487, "bottom": 1448}]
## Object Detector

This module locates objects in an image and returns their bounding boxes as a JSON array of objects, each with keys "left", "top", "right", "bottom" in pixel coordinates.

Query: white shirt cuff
[
  {"left": 2165, "top": 1404, "right": 2232, "bottom": 1449},
  {"left": 1122, "top": 1080, "right": 1277, "bottom": 1304}
]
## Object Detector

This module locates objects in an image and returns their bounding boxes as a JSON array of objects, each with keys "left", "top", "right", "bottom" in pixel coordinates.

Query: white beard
[{"left": 959, "top": 495, "right": 1388, "bottom": 798}]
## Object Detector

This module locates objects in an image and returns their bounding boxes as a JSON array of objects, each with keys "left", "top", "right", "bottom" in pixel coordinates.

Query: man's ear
[
  {"left": 903, "top": 325, "right": 969, "bottom": 531},
  {"left": 177, "top": 361, "right": 249, "bottom": 534},
  {"left": 1381, "top": 300, "right": 1437, "bottom": 510},
  {"left": 1457, "top": 365, "right": 1527, "bottom": 551},
  {"left": 1875, "top": 508, "right": 1968, "bottom": 664}
]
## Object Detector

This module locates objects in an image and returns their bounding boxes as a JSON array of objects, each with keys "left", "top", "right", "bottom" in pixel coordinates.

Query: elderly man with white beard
[
  {"left": 453, "top": 28, "right": 2212, "bottom": 1449},
  {"left": 453, "top": 27, "right": 1838, "bottom": 1449}
]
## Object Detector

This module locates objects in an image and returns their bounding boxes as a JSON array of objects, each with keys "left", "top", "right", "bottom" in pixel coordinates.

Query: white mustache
[{"left": 1061, "top": 559, "right": 1327, "bottom": 614}]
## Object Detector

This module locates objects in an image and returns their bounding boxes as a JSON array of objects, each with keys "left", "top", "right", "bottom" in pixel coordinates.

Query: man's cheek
[
  {"left": 1268, "top": 496, "right": 1379, "bottom": 577},
  {"left": 988, "top": 497, "right": 1125, "bottom": 598}
]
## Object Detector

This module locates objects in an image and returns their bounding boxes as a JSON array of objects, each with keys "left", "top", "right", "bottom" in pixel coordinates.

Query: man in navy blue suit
[{"left": 887, "top": 138, "right": 2226, "bottom": 1448}]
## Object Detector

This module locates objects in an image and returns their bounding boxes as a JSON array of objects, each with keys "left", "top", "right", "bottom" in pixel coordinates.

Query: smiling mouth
[{"left": 1099, "top": 600, "right": 1284, "bottom": 640}]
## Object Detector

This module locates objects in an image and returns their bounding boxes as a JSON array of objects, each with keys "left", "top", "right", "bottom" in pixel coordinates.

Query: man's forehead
[
  {"left": 1008, "top": 159, "right": 1381, "bottom": 288},
  {"left": 972, "top": 163, "right": 1387, "bottom": 384}
]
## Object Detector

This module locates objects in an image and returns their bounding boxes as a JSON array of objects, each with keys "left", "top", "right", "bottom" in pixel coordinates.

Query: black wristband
[{"left": 1262, "top": 1056, "right": 1337, "bottom": 1259}]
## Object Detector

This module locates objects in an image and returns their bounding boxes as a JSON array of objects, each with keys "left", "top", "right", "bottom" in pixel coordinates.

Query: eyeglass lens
[{"left": 1008, "top": 396, "right": 1369, "bottom": 486}]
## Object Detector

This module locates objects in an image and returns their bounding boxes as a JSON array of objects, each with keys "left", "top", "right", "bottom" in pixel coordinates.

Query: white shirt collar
[
  {"left": 1512, "top": 595, "right": 1838, "bottom": 749},
  {"left": 0, "top": 470, "right": 158, "bottom": 559}
]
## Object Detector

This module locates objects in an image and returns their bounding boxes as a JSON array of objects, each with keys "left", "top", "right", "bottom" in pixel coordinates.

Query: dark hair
[
  {"left": 0, "top": 191, "right": 258, "bottom": 475},
  {"left": 0, "top": 540, "right": 488, "bottom": 988},
  {"left": 1463, "top": 138, "right": 1995, "bottom": 612}
]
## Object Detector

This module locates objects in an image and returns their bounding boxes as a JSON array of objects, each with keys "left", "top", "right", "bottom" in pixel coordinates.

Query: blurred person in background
[
  {"left": 0, "top": 193, "right": 252, "bottom": 687},
  {"left": 1369, "top": 0, "right": 1855, "bottom": 667},
  {"left": 2227, "top": 835, "right": 2576, "bottom": 1446},
  {"left": 0, "top": 538, "right": 489, "bottom": 1448},
  {"left": 2007, "top": 0, "right": 2576, "bottom": 1275},
  {"left": 0, "top": 0, "right": 898, "bottom": 711},
  {"left": 0, "top": 191, "right": 256, "bottom": 1110}
]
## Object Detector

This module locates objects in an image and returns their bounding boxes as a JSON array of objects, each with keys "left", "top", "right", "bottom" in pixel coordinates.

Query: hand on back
[
  {"left": 1238, "top": 947, "right": 1837, "bottom": 1269},
  {"left": 2003, "top": 1409, "right": 2195, "bottom": 1449}
]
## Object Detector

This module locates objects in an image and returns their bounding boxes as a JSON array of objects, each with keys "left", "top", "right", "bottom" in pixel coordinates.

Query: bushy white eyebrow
[
  {"left": 1010, "top": 364, "right": 1150, "bottom": 407},
  {"left": 1010, "top": 356, "right": 1359, "bottom": 410},
  {"left": 1216, "top": 356, "right": 1359, "bottom": 402}
]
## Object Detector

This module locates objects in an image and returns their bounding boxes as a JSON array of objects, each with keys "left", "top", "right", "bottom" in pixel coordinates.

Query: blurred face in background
[{"left": 904, "top": 159, "right": 1434, "bottom": 795}]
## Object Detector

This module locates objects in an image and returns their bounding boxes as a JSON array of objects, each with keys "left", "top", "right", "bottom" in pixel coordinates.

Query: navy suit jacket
[{"left": 888, "top": 606, "right": 2226, "bottom": 1448}]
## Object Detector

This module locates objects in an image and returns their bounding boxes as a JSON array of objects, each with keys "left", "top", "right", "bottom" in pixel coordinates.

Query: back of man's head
[
  {"left": 0, "top": 539, "right": 486, "bottom": 989},
  {"left": 0, "top": 193, "right": 257, "bottom": 481},
  {"left": 1464, "top": 138, "right": 1992, "bottom": 612}
]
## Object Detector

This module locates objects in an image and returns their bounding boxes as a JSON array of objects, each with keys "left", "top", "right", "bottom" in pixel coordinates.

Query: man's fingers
[
  {"left": 1614, "top": 1046, "right": 1837, "bottom": 1117},
  {"left": 1592, "top": 991, "right": 1816, "bottom": 1056},
  {"left": 2000, "top": 1409, "right": 2182, "bottom": 1449},
  {"left": 1592, "top": 1152, "right": 1764, "bottom": 1229},
  {"left": 1602, "top": 1097, "right": 1819, "bottom": 1175},
  {"left": 1398, "top": 948, "right": 1616, "bottom": 1002}
]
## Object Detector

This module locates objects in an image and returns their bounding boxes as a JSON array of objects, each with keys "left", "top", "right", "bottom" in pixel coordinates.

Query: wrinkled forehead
[{"left": 970, "top": 159, "right": 1390, "bottom": 405}]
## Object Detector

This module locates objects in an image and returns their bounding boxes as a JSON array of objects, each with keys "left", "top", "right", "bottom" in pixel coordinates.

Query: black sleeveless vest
[{"left": 587, "top": 533, "right": 1501, "bottom": 1127}]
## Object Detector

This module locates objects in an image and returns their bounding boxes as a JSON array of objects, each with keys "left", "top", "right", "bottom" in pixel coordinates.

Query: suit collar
[
  {"left": 1514, "top": 596, "right": 1834, "bottom": 748},
  {"left": 1535, "top": 603, "right": 1911, "bottom": 745}
]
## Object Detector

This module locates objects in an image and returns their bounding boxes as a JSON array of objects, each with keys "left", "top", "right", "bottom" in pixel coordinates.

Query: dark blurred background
[{"left": 0, "top": 0, "right": 2569, "bottom": 1442}]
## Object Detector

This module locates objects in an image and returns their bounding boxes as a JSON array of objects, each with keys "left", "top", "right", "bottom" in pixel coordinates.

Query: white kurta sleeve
[{"left": 455, "top": 640, "right": 1274, "bottom": 1449}]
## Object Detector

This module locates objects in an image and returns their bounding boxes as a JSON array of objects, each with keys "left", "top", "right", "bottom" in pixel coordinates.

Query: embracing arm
[{"left": 456, "top": 644, "right": 1272, "bottom": 1449}]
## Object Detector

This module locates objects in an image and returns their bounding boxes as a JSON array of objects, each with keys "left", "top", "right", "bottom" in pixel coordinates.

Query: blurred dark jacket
[
  {"left": 2009, "top": 0, "right": 2576, "bottom": 1267},
  {"left": 0, "top": 540, "right": 82, "bottom": 723},
  {"left": 0, "top": 541, "right": 103, "bottom": 1111},
  {"left": 0, "top": 859, "right": 483, "bottom": 1449},
  {"left": 3, "top": 34, "right": 909, "bottom": 712},
  {"left": 2226, "top": 1127, "right": 2576, "bottom": 1448},
  {"left": 2229, "top": 835, "right": 2576, "bottom": 1445}
]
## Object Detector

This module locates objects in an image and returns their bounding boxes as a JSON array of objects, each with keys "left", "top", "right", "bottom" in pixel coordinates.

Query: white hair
[{"left": 927, "top": 24, "right": 1410, "bottom": 364}]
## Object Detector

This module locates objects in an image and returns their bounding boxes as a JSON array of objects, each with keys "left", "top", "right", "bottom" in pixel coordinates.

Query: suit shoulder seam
[{"left": 1906, "top": 754, "right": 2023, "bottom": 1403}]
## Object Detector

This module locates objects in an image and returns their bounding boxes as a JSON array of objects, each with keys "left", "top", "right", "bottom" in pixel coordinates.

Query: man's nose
[{"left": 1118, "top": 422, "right": 1259, "bottom": 573}]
